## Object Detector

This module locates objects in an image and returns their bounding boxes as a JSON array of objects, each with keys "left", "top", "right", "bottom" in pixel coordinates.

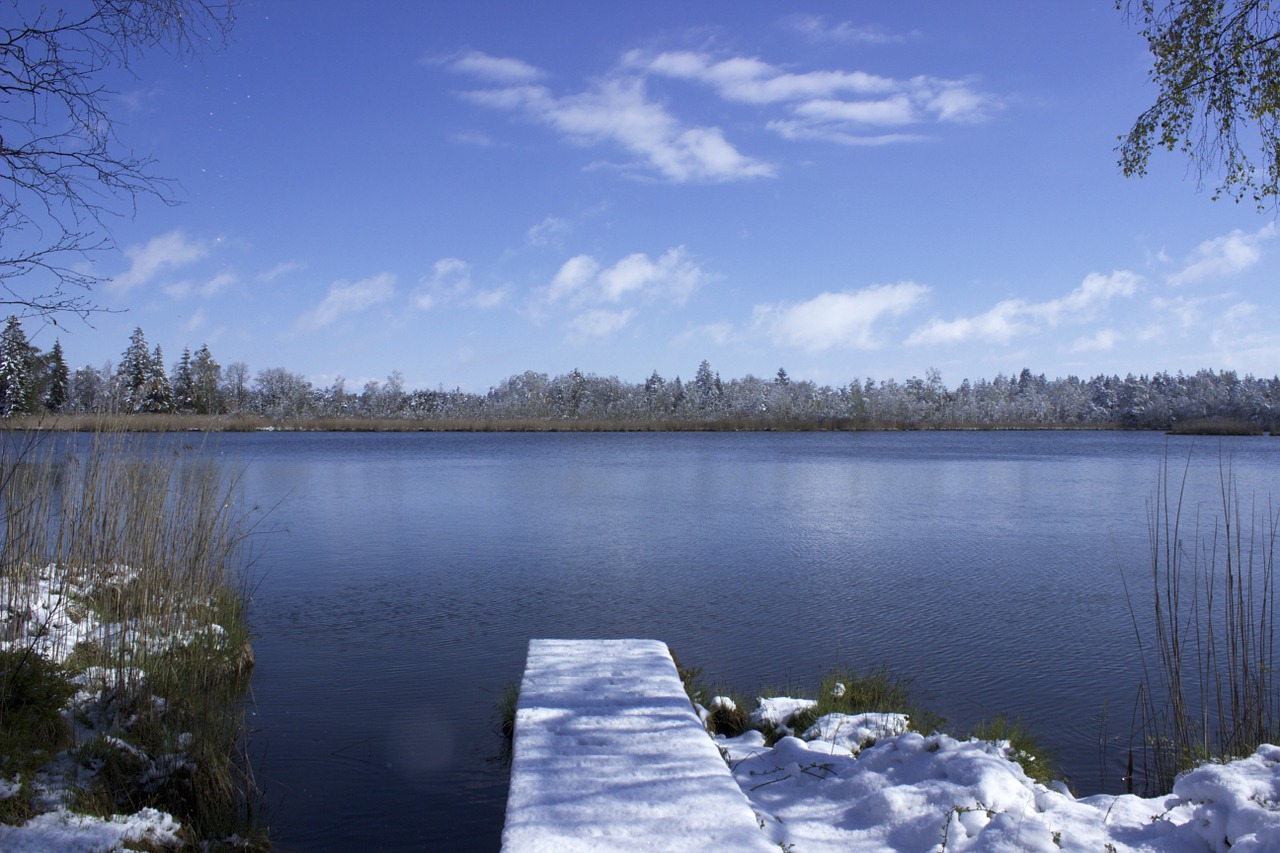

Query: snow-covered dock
[{"left": 501, "top": 638, "right": 775, "bottom": 852}]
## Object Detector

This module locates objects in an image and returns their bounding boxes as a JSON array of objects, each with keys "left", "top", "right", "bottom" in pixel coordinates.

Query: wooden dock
[{"left": 501, "top": 638, "right": 775, "bottom": 852}]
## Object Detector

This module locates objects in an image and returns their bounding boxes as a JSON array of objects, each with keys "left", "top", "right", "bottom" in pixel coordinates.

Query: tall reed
[
  {"left": 0, "top": 430, "right": 264, "bottom": 844},
  {"left": 1126, "top": 450, "right": 1279, "bottom": 793}
]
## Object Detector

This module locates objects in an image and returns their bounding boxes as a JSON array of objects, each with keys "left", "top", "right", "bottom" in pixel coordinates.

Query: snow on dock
[{"left": 501, "top": 638, "right": 775, "bottom": 852}]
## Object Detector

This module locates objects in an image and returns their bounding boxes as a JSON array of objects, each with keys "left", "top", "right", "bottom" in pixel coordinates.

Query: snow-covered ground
[
  {"left": 504, "top": 640, "right": 1280, "bottom": 852},
  {"left": 0, "top": 565, "right": 236, "bottom": 852},
  {"left": 718, "top": 703, "right": 1280, "bottom": 852}
]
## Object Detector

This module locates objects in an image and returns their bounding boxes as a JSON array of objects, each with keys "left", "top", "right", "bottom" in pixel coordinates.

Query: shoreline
[{"left": 3, "top": 412, "right": 1273, "bottom": 435}]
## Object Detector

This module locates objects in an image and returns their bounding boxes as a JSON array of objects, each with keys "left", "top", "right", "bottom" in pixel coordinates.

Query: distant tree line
[{"left": 1, "top": 317, "right": 1277, "bottom": 431}]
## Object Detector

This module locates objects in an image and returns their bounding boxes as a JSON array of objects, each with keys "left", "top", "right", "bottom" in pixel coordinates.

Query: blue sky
[{"left": 28, "top": 1, "right": 1280, "bottom": 393}]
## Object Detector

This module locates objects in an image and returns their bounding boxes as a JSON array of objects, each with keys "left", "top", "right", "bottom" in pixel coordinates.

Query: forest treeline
[{"left": 1, "top": 318, "right": 1277, "bottom": 432}]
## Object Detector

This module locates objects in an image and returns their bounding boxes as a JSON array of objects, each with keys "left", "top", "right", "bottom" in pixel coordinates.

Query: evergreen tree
[
  {"left": 0, "top": 315, "right": 36, "bottom": 416},
  {"left": 643, "top": 370, "right": 665, "bottom": 413},
  {"left": 171, "top": 347, "right": 195, "bottom": 412},
  {"left": 117, "top": 327, "right": 152, "bottom": 413},
  {"left": 43, "top": 339, "right": 69, "bottom": 412},
  {"left": 191, "top": 344, "right": 223, "bottom": 414},
  {"left": 144, "top": 344, "right": 174, "bottom": 413},
  {"left": 694, "top": 360, "right": 720, "bottom": 411}
]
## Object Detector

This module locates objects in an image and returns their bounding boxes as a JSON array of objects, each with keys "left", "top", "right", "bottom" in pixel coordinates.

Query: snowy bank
[
  {"left": 502, "top": 638, "right": 1280, "bottom": 853},
  {"left": 1, "top": 564, "right": 256, "bottom": 851},
  {"left": 724, "top": 720, "right": 1280, "bottom": 851}
]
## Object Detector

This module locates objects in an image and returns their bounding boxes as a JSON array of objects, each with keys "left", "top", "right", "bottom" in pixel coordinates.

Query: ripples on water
[{"left": 209, "top": 430, "right": 1280, "bottom": 851}]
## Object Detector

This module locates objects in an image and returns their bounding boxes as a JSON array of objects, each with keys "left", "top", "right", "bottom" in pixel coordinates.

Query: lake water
[{"left": 216, "top": 430, "right": 1279, "bottom": 851}]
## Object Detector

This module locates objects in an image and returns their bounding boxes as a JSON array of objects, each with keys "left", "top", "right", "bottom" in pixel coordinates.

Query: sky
[{"left": 20, "top": 1, "right": 1280, "bottom": 393}]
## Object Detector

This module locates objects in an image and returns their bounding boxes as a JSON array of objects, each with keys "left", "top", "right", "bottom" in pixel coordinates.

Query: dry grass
[
  {"left": 1168, "top": 417, "right": 1265, "bottom": 436},
  {"left": 0, "top": 429, "right": 265, "bottom": 845},
  {"left": 10, "top": 411, "right": 1132, "bottom": 433}
]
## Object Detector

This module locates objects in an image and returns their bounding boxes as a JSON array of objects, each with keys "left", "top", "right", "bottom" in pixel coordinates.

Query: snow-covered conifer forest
[{"left": 5, "top": 319, "right": 1277, "bottom": 431}]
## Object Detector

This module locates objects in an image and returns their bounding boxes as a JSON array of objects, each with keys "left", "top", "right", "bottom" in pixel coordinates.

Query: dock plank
[{"left": 501, "top": 638, "right": 775, "bottom": 852}]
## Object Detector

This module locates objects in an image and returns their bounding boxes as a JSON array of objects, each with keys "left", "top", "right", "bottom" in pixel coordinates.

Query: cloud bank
[{"left": 754, "top": 282, "right": 930, "bottom": 352}]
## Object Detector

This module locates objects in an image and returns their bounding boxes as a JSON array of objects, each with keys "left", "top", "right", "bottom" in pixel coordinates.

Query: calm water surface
[{"left": 216, "top": 430, "right": 1280, "bottom": 851}]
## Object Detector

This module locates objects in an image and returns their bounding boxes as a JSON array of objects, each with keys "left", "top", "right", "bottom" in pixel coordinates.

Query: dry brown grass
[{"left": 0, "top": 429, "right": 265, "bottom": 844}]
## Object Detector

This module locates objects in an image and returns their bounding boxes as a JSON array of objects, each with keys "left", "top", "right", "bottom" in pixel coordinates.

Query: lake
[{"left": 218, "top": 430, "right": 1279, "bottom": 851}]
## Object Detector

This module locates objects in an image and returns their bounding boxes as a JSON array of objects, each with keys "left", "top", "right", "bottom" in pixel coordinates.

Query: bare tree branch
[{"left": 0, "top": 0, "right": 234, "bottom": 320}]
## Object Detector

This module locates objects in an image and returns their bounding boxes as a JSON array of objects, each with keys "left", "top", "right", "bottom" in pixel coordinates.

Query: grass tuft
[
  {"left": 969, "top": 714, "right": 1058, "bottom": 784},
  {"left": 498, "top": 680, "right": 520, "bottom": 743}
]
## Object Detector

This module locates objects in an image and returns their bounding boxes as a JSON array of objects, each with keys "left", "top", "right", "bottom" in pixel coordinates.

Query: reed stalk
[
  {"left": 1126, "top": 450, "right": 1278, "bottom": 793},
  {"left": 0, "top": 429, "right": 264, "bottom": 846}
]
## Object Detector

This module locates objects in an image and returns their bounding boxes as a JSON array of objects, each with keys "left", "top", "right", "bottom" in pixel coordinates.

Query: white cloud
[
  {"left": 548, "top": 254, "right": 600, "bottom": 303},
  {"left": 258, "top": 260, "right": 304, "bottom": 283},
  {"left": 1168, "top": 223, "right": 1276, "bottom": 285},
  {"left": 460, "top": 77, "right": 774, "bottom": 182},
  {"left": 414, "top": 258, "right": 510, "bottom": 311},
  {"left": 924, "top": 85, "right": 990, "bottom": 123},
  {"left": 570, "top": 308, "right": 633, "bottom": 338},
  {"left": 783, "top": 14, "right": 904, "bottom": 45},
  {"left": 297, "top": 272, "right": 397, "bottom": 331},
  {"left": 200, "top": 270, "right": 238, "bottom": 297},
  {"left": 766, "top": 121, "right": 922, "bottom": 146},
  {"left": 1034, "top": 270, "right": 1141, "bottom": 325},
  {"left": 471, "top": 288, "right": 508, "bottom": 309},
  {"left": 110, "top": 230, "right": 213, "bottom": 293},
  {"left": 907, "top": 298, "right": 1031, "bottom": 346},
  {"left": 634, "top": 49, "right": 998, "bottom": 143},
  {"left": 907, "top": 271, "right": 1140, "bottom": 346},
  {"left": 448, "top": 51, "right": 545, "bottom": 83},
  {"left": 453, "top": 46, "right": 999, "bottom": 173},
  {"left": 1209, "top": 301, "right": 1271, "bottom": 358},
  {"left": 547, "top": 247, "right": 707, "bottom": 307},
  {"left": 526, "top": 216, "right": 570, "bottom": 246},
  {"left": 163, "top": 270, "right": 237, "bottom": 300},
  {"left": 754, "top": 282, "right": 929, "bottom": 352},
  {"left": 183, "top": 306, "right": 207, "bottom": 333},
  {"left": 793, "top": 96, "right": 916, "bottom": 126},
  {"left": 636, "top": 51, "right": 896, "bottom": 104},
  {"left": 431, "top": 257, "right": 471, "bottom": 294},
  {"left": 673, "top": 321, "right": 734, "bottom": 347},
  {"left": 1069, "top": 329, "right": 1119, "bottom": 353},
  {"left": 1149, "top": 294, "right": 1209, "bottom": 330},
  {"left": 597, "top": 248, "right": 703, "bottom": 304},
  {"left": 1206, "top": 301, "right": 1258, "bottom": 348},
  {"left": 413, "top": 258, "right": 471, "bottom": 311}
]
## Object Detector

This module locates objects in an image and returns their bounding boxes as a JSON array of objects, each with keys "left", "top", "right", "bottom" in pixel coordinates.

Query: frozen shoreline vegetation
[
  {"left": 692, "top": 673, "right": 1280, "bottom": 851},
  {"left": 0, "top": 434, "right": 263, "bottom": 851},
  {"left": 718, "top": 710, "right": 1280, "bottom": 852}
]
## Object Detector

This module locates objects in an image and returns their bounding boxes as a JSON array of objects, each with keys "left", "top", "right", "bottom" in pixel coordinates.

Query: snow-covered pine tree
[
  {"left": 43, "top": 339, "right": 69, "bottom": 412},
  {"left": 117, "top": 327, "right": 153, "bottom": 413},
  {"left": 0, "top": 315, "right": 36, "bottom": 416},
  {"left": 191, "top": 344, "right": 222, "bottom": 414},
  {"left": 144, "top": 344, "right": 174, "bottom": 413},
  {"left": 171, "top": 347, "right": 195, "bottom": 412}
]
